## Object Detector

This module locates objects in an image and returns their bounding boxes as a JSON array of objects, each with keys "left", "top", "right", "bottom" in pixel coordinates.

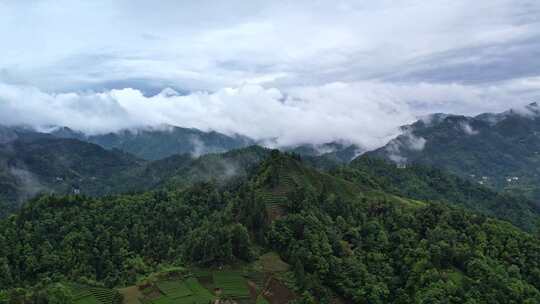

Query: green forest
[{"left": 1, "top": 151, "right": 540, "bottom": 303}]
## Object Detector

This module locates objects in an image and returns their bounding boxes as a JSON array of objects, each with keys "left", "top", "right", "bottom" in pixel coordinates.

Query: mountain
[
  {"left": 337, "top": 156, "right": 540, "bottom": 231},
  {"left": 1, "top": 151, "right": 540, "bottom": 303},
  {"left": 51, "top": 124, "right": 363, "bottom": 164},
  {"left": 127, "top": 144, "right": 540, "bottom": 231},
  {"left": 3, "top": 123, "right": 539, "bottom": 232},
  {"left": 119, "top": 145, "right": 272, "bottom": 192},
  {"left": 50, "top": 125, "right": 254, "bottom": 160},
  {"left": 0, "top": 125, "right": 356, "bottom": 216},
  {"left": 286, "top": 142, "right": 362, "bottom": 163},
  {"left": 0, "top": 127, "right": 272, "bottom": 215},
  {"left": 367, "top": 103, "right": 540, "bottom": 204},
  {"left": 0, "top": 129, "right": 145, "bottom": 210}
]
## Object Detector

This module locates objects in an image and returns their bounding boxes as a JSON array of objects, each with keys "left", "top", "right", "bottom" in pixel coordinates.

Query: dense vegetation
[
  {"left": 335, "top": 156, "right": 540, "bottom": 231},
  {"left": 368, "top": 106, "right": 540, "bottom": 203},
  {"left": 0, "top": 126, "right": 269, "bottom": 210},
  {"left": 0, "top": 124, "right": 356, "bottom": 212},
  {"left": 0, "top": 183, "right": 253, "bottom": 286},
  {"left": 2, "top": 151, "right": 540, "bottom": 303},
  {"left": 0, "top": 134, "right": 144, "bottom": 205},
  {"left": 0, "top": 129, "right": 346, "bottom": 215},
  {"left": 51, "top": 125, "right": 253, "bottom": 160}
]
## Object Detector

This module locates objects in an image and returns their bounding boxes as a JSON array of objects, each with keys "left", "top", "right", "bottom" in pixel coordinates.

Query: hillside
[
  {"left": 0, "top": 132, "right": 144, "bottom": 208},
  {"left": 3, "top": 124, "right": 539, "bottom": 233},
  {"left": 51, "top": 125, "right": 254, "bottom": 160},
  {"left": 367, "top": 103, "right": 540, "bottom": 203},
  {"left": 118, "top": 145, "right": 272, "bottom": 192},
  {"left": 337, "top": 156, "right": 540, "bottom": 231},
  {"left": 0, "top": 130, "right": 346, "bottom": 217},
  {"left": 286, "top": 142, "right": 362, "bottom": 163},
  {"left": 2, "top": 152, "right": 540, "bottom": 303},
  {"left": 0, "top": 125, "right": 271, "bottom": 211}
]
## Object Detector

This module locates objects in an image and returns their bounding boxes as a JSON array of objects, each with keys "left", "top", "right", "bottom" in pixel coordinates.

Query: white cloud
[
  {"left": 460, "top": 122, "right": 479, "bottom": 135},
  {"left": 0, "top": 0, "right": 538, "bottom": 149},
  {"left": 0, "top": 78, "right": 538, "bottom": 150}
]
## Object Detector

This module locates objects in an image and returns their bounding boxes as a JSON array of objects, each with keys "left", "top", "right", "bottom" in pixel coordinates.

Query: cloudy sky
[{"left": 0, "top": 0, "right": 539, "bottom": 148}]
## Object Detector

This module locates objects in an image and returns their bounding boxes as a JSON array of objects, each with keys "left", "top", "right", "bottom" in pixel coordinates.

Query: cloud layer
[
  {"left": 0, "top": 1, "right": 539, "bottom": 148},
  {"left": 1, "top": 78, "right": 538, "bottom": 149}
]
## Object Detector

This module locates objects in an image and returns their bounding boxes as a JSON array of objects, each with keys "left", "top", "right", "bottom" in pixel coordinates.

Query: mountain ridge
[
  {"left": 48, "top": 124, "right": 254, "bottom": 160},
  {"left": 367, "top": 103, "right": 540, "bottom": 203},
  {"left": 2, "top": 151, "right": 540, "bottom": 303}
]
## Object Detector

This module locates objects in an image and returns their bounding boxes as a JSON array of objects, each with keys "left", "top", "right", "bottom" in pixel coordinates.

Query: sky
[{"left": 0, "top": 0, "right": 539, "bottom": 148}]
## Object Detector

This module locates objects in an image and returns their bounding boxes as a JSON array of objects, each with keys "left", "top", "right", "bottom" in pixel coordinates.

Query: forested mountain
[
  {"left": 0, "top": 130, "right": 144, "bottom": 212},
  {"left": 367, "top": 103, "right": 540, "bottom": 204},
  {"left": 119, "top": 145, "right": 273, "bottom": 192},
  {"left": 286, "top": 142, "right": 362, "bottom": 163},
  {"left": 50, "top": 125, "right": 360, "bottom": 163},
  {"left": 3, "top": 125, "right": 539, "bottom": 231},
  {"left": 1, "top": 151, "right": 540, "bottom": 303},
  {"left": 0, "top": 127, "right": 347, "bottom": 215},
  {"left": 0, "top": 132, "right": 267, "bottom": 212},
  {"left": 2, "top": 121, "right": 540, "bottom": 303},
  {"left": 50, "top": 125, "right": 254, "bottom": 160},
  {"left": 335, "top": 156, "right": 540, "bottom": 231}
]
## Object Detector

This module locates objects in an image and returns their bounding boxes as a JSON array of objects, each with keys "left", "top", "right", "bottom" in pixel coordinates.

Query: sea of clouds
[{"left": 1, "top": 78, "right": 538, "bottom": 150}]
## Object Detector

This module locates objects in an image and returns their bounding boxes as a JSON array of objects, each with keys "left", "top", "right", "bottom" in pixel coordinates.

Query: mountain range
[
  {"left": 1, "top": 148, "right": 539, "bottom": 303},
  {"left": 49, "top": 125, "right": 254, "bottom": 160},
  {"left": 0, "top": 125, "right": 360, "bottom": 210},
  {"left": 368, "top": 102, "right": 540, "bottom": 203},
  {"left": 2, "top": 105, "right": 540, "bottom": 302}
]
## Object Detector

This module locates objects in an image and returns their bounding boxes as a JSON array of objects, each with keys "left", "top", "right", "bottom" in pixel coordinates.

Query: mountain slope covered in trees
[
  {"left": 0, "top": 131, "right": 144, "bottom": 211},
  {"left": 0, "top": 128, "right": 341, "bottom": 214},
  {"left": 1, "top": 151, "right": 540, "bottom": 303},
  {"left": 50, "top": 125, "right": 254, "bottom": 160},
  {"left": 2, "top": 127, "right": 539, "bottom": 233},
  {"left": 333, "top": 156, "right": 540, "bottom": 231},
  {"left": 367, "top": 104, "right": 540, "bottom": 204}
]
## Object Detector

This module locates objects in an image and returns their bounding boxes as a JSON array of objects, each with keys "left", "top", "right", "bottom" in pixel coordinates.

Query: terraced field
[
  {"left": 149, "top": 277, "right": 214, "bottom": 304},
  {"left": 258, "top": 164, "right": 300, "bottom": 221},
  {"left": 71, "top": 285, "right": 121, "bottom": 304},
  {"left": 213, "top": 271, "right": 251, "bottom": 299},
  {"left": 128, "top": 266, "right": 292, "bottom": 304},
  {"left": 156, "top": 280, "right": 193, "bottom": 299}
]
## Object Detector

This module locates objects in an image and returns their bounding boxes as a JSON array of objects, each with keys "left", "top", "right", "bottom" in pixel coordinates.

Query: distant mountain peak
[
  {"left": 366, "top": 104, "right": 540, "bottom": 204},
  {"left": 46, "top": 124, "right": 254, "bottom": 160}
]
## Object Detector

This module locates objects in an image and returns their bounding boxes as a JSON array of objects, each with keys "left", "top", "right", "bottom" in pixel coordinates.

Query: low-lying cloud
[
  {"left": 384, "top": 131, "right": 427, "bottom": 164},
  {"left": 460, "top": 121, "right": 479, "bottom": 135},
  {"left": 0, "top": 78, "right": 538, "bottom": 150}
]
